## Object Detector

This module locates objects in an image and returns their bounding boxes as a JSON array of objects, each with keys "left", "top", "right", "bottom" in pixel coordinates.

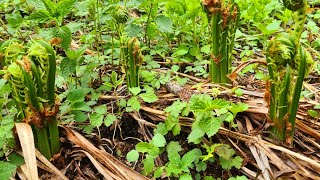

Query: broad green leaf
[
  {"left": 71, "top": 102, "right": 91, "bottom": 112},
  {"left": 154, "top": 123, "right": 168, "bottom": 135},
  {"left": 187, "top": 128, "right": 205, "bottom": 143},
  {"left": 139, "top": 91, "right": 158, "bottom": 103},
  {"left": 90, "top": 113, "right": 104, "bottom": 127},
  {"left": 127, "top": 96, "right": 140, "bottom": 111},
  {"left": 180, "top": 173, "right": 193, "bottom": 180},
  {"left": 171, "top": 65, "right": 179, "bottom": 72},
  {"left": 94, "top": 105, "right": 107, "bottom": 114},
  {"left": 72, "top": 111, "right": 87, "bottom": 122},
  {"left": 28, "top": 10, "right": 52, "bottom": 23},
  {"left": 220, "top": 156, "right": 243, "bottom": 170},
  {"left": 200, "top": 117, "right": 222, "bottom": 137},
  {"left": 229, "top": 103, "right": 249, "bottom": 116},
  {"left": 41, "top": 0, "right": 57, "bottom": 15},
  {"left": 151, "top": 133, "right": 166, "bottom": 147},
  {"left": 181, "top": 148, "right": 202, "bottom": 167},
  {"left": 215, "top": 145, "right": 235, "bottom": 160},
  {"left": 167, "top": 141, "right": 182, "bottom": 155},
  {"left": 57, "top": 0, "right": 76, "bottom": 18},
  {"left": 60, "top": 57, "right": 76, "bottom": 77},
  {"left": 172, "top": 123, "right": 181, "bottom": 136},
  {"left": 129, "top": 87, "right": 141, "bottom": 96},
  {"left": 67, "top": 88, "right": 88, "bottom": 102},
  {"left": 164, "top": 100, "right": 187, "bottom": 117},
  {"left": 8, "top": 152, "right": 24, "bottom": 167},
  {"left": 104, "top": 114, "right": 117, "bottom": 127},
  {"left": 154, "top": 15, "right": 173, "bottom": 33},
  {"left": 0, "top": 161, "right": 16, "bottom": 180},
  {"left": 135, "top": 142, "right": 152, "bottom": 153},
  {"left": 195, "top": 161, "right": 207, "bottom": 172},
  {"left": 153, "top": 167, "right": 164, "bottom": 179},
  {"left": 201, "top": 45, "right": 211, "bottom": 54},
  {"left": 266, "top": 20, "right": 281, "bottom": 34},
  {"left": 126, "top": 150, "right": 139, "bottom": 162},
  {"left": 52, "top": 26, "right": 72, "bottom": 50},
  {"left": 6, "top": 13, "right": 23, "bottom": 27},
  {"left": 143, "top": 155, "right": 154, "bottom": 175}
]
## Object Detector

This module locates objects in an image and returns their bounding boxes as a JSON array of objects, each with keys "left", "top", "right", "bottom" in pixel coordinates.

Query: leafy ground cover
[{"left": 0, "top": 0, "right": 320, "bottom": 179}]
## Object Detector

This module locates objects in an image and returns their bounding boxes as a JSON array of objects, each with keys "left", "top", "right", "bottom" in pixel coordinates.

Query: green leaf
[
  {"left": 220, "top": 156, "right": 243, "bottom": 170},
  {"left": 135, "top": 142, "right": 152, "bottom": 153},
  {"left": 8, "top": 152, "right": 24, "bottom": 166},
  {"left": 153, "top": 167, "right": 165, "bottom": 179},
  {"left": 126, "top": 150, "right": 139, "bottom": 162},
  {"left": 308, "top": 110, "right": 319, "bottom": 118},
  {"left": 129, "top": 87, "right": 141, "bottom": 96},
  {"left": 187, "top": 128, "right": 205, "bottom": 143},
  {"left": 171, "top": 65, "right": 179, "bottom": 72},
  {"left": 180, "top": 173, "right": 193, "bottom": 180},
  {"left": 56, "top": 0, "right": 76, "bottom": 18},
  {"left": 229, "top": 102, "right": 249, "bottom": 116},
  {"left": 164, "top": 100, "right": 188, "bottom": 117},
  {"left": 67, "top": 88, "right": 88, "bottom": 102},
  {"left": 72, "top": 111, "right": 87, "bottom": 122},
  {"left": 201, "top": 45, "right": 211, "bottom": 54},
  {"left": 265, "top": 20, "right": 281, "bottom": 34},
  {"left": 228, "top": 175, "right": 248, "bottom": 180},
  {"left": 28, "top": 10, "right": 52, "bottom": 23},
  {"left": 60, "top": 57, "right": 76, "bottom": 77},
  {"left": 167, "top": 141, "right": 182, "bottom": 155},
  {"left": 215, "top": 144, "right": 235, "bottom": 159},
  {"left": 195, "top": 161, "right": 207, "bottom": 172},
  {"left": 41, "top": 0, "right": 57, "bottom": 15},
  {"left": 154, "top": 122, "right": 168, "bottom": 135},
  {"left": 234, "top": 88, "right": 244, "bottom": 97},
  {"left": 71, "top": 101, "right": 91, "bottom": 112},
  {"left": 94, "top": 105, "right": 107, "bottom": 114},
  {"left": 181, "top": 148, "right": 202, "bottom": 167},
  {"left": 200, "top": 117, "right": 222, "bottom": 137},
  {"left": 154, "top": 15, "right": 173, "bottom": 33},
  {"left": 90, "top": 113, "right": 104, "bottom": 127},
  {"left": 143, "top": 155, "right": 154, "bottom": 175},
  {"left": 104, "top": 114, "right": 117, "bottom": 127},
  {"left": 139, "top": 91, "right": 158, "bottom": 103},
  {"left": 151, "top": 133, "right": 166, "bottom": 147},
  {"left": 0, "top": 161, "right": 16, "bottom": 180},
  {"left": 127, "top": 96, "right": 140, "bottom": 111},
  {"left": 52, "top": 26, "right": 72, "bottom": 50}
]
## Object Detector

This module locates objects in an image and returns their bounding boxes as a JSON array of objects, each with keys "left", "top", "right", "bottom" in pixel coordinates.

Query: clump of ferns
[
  {"left": 266, "top": 0, "right": 314, "bottom": 144},
  {"left": 0, "top": 40, "right": 60, "bottom": 159},
  {"left": 202, "top": 0, "right": 240, "bottom": 83}
]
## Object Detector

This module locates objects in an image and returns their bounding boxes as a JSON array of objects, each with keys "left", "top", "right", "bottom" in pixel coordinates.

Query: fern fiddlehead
[
  {"left": 202, "top": 0, "right": 240, "bottom": 83},
  {"left": 266, "top": 0, "right": 314, "bottom": 143},
  {"left": 1, "top": 40, "right": 60, "bottom": 159}
]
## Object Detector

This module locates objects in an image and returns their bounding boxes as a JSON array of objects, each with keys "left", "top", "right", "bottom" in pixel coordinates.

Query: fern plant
[
  {"left": 202, "top": 0, "right": 240, "bottom": 83},
  {"left": 266, "top": 0, "right": 314, "bottom": 143},
  {"left": 0, "top": 40, "right": 60, "bottom": 159},
  {"left": 123, "top": 37, "right": 144, "bottom": 88}
]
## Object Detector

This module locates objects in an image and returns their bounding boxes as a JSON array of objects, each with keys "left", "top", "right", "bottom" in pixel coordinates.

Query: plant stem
[{"left": 288, "top": 47, "right": 306, "bottom": 139}]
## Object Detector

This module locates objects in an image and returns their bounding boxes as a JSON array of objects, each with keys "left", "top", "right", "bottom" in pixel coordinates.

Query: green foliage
[
  {"left": 266, "top": 0, "right": 314, "bottom": 143},
  {"left": 0, "top": 161, "right": 17, "bottom": 180}
]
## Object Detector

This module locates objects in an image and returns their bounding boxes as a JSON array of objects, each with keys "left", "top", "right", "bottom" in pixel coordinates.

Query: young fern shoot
[
  {"left": 266, "top": 0, "right": 314, "bottom": 144},
  {"left": 202, "top": 0, "right": 240, "bottom": 83},
  {"left": 1, "top": 40, "right": 61, "bottom": 159}
]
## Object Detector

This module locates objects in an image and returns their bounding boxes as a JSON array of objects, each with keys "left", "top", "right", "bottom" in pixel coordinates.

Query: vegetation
[{"left": 0, "top": 0, "right": 319, "bottom": 179}]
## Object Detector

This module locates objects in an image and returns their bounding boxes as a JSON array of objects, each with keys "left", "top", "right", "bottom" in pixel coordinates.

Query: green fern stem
[
  {"left": 203, "top": 0, "right": 239, "bottom": 83},
  {"left": 124, "top": 38, "right": 143, "bottom": 88},
  {"left": 37, "top": 40, "right": 61, "bottom": 156}
]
